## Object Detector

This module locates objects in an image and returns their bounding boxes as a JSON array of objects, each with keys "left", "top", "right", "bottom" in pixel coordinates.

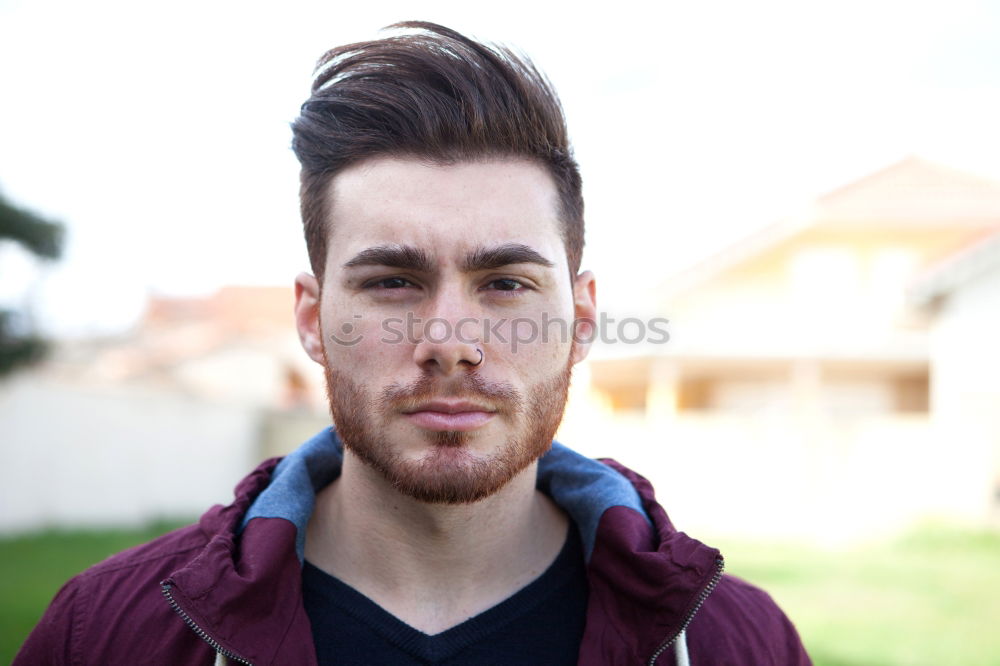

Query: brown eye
[
  {"left": 371, "top": 277, "right": 412, "bottom": 289},
  {"left": 489, "top": 278, "right": 523, "bottom": 291}
]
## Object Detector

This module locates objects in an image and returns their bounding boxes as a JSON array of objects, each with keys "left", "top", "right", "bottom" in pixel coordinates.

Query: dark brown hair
[{"left": 291, "top": 21, "right": 584, "bottom": 281}]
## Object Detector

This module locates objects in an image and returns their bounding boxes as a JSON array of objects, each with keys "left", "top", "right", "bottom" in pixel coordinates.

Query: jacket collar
[
  {"left": 167, "top": 428, "right": 722, "bottom": 665},
  {"left": 239, "top": 427, "right": 650, "bottom": 562}
]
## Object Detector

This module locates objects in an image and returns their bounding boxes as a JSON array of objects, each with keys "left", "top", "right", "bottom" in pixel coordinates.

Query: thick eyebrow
[
  {"left": 343, "top": 244, "right": 434, "bottom": 272},
  {"left": 462, "top": 243, "right": 555, "bottom": 272}
]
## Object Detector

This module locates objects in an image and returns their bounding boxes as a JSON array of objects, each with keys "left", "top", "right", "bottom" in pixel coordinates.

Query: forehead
[{"left": 323, "top": 157, "right": 566, "bottom": 270}]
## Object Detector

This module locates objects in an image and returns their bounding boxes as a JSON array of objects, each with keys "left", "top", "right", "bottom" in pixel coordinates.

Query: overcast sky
[{"left": 2, "top": 0, "right": 999, "bottom": 334}]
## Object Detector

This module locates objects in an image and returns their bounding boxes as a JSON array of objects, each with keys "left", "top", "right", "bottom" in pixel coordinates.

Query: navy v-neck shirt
[{"left": 302, "top": 527, "right": 588, "bottom": 665}]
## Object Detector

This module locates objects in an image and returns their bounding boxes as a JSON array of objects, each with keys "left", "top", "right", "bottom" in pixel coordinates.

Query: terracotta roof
[
  {"left": 814, "top": 156, "right": 1000, "bottom": 226},
  {"left": 144, "top": 286, "right": 294, "bottom": 335},
  {"left": 659, "top": 157, "right": 1000, "bottom": 298}
]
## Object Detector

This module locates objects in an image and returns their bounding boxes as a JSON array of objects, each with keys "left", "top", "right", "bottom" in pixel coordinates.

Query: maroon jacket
[{"left": 16, "top": 429, "right": 810, "bottom": 665}]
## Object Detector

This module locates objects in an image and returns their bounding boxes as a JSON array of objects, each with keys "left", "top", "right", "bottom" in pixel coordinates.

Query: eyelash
[
  {"left": 369, "top": 277, "right": 414, "bottom": 290},
  {"left": 362, "top": 277, "right": 529, "bottom": 295},
  {"left": 486, "top": 278, "right": 525, "bottom": 293}
]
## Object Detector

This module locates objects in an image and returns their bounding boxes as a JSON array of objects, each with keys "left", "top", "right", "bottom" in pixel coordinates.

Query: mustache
[{"left": 377, "top": 373, "right": 523, "bottom": 414}]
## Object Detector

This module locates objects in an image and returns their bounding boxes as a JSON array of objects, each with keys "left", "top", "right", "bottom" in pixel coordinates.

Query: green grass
[
  {"left": 710, "top": 524, "right": 1000, "bottom": 666},
  {"left": 2, "top": 521, "right": 998, "bottom": 665},
  {"left": 0, "top": 519, "right": 191, "bottom": 663}
]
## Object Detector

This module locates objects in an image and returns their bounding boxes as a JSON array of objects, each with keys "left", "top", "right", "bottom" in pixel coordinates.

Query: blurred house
[
  {"left": 566, "top": 157, "right": 1000, "bottom": 541},
  {"left": 911, "top": 231, "right": 1000, "bottom": 526},
  {"left": 101, "top": 286, "right": 324, "bottom": 411},
  {"left": 0, "top": 287, "right": 328, "bottom": 533},
  {"left": 5, "top": 159, "right": 999, "bottom": 541}
]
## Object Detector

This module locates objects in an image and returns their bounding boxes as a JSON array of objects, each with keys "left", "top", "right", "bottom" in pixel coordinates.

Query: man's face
[{"left": 295, "top": 157, "right": 596, "bottom": 503}]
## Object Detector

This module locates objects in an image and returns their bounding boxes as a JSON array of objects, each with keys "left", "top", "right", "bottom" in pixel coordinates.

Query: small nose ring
[{"left": 471, "top": 348, "right": 484, "bottom": 366}]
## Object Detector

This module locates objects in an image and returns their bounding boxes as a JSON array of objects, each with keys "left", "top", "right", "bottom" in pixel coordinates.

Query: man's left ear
[{"left": 570, "top": 270, "right": 597, "bottom": 364}]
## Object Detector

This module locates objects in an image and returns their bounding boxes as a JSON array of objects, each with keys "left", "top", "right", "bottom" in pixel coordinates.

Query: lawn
[
  {"left": 2, "top": 521, "right": 998, "bottom": 664},
  {"left": 0, "top": 519, "right": 190, "bottom": 663},
  {"left": 710, "top": 525, "right": 1000, "bottom": 665}
]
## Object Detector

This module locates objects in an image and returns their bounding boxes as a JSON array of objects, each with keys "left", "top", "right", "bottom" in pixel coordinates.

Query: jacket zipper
[
  {"left": 646, "top": 556, "right": 725, "bottom": 666},
  {"left": 161, "top": 582, "right": 254, "bottom": 666}
]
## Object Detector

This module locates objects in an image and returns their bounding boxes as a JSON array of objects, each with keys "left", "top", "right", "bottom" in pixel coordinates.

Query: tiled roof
[
  {"left": 814, "top": 156, "right": 1000, "bottom": 225},
  {"left": 660, "top": 157, "right": 1000, "bottom": 297},
  {"left": 144, "top": 286, "right": 295, "bottom": 335}
]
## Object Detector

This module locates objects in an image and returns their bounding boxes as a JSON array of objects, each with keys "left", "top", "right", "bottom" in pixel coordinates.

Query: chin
[
  {"left": 396, "top": 446, "right": 514, "bottom": 504},
  {"left": 355, "top": 428, "right": 542, "bottom": 505},
  {"left": 322, "top": 352, "right": 572, "bottom": 505}
]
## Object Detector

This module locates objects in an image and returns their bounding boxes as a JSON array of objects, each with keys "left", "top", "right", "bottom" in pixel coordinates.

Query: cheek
[
  {"left": 491, "top": 311, "right": 574, "bottom": 372},
  {"left": 321, "top": 307, "right": 401, "bottom": 366}
]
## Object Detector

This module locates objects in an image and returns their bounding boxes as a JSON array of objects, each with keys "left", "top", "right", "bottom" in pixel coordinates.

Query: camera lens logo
[{"left": 329, "top": 315, "right": 363, "bottom": 346}]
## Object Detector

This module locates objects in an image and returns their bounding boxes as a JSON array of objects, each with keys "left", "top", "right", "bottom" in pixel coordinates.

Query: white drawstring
[
  {"left": 214, "top": 653, "right": 229, "bottom": 666},
  {"left": 674, "top": 629, "right": 691, "bottom": 666}
]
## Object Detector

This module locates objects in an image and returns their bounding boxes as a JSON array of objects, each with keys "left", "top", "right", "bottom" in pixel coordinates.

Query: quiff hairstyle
[{"left": 291, "top": 21, "right": 584, "bottom": 281}]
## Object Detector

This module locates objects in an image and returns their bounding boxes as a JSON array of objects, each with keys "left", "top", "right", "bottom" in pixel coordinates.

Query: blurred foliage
[
  {"left": 1, "top": 521, "right": 999, "bottom": 664},
  {"left": 0, "top": 311, "right": 48, "bottom": 376},
  {"left": 0, "top": 195, "right": 63, "bottom": 259},
  {"left": 0, "top": 189, "right": 64, "bottom": 378}
]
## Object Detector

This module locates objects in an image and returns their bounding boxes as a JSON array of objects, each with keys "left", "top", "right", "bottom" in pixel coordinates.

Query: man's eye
[
  {"left": 488, "top": 278, "right": 524, "bottom": 292},
  {"left": 370, "top": 277, "right": 413, "bottom": 289}
]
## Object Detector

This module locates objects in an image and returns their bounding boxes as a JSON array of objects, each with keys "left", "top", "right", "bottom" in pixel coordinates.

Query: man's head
[
  {"left": 291, "top": 23, "right": 596, "bottom": 505},
  {"left": 291, "top": 21, "right": 584, "bottom": 282}
]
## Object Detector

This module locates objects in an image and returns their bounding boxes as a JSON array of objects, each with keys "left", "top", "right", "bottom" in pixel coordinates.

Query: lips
[{"left": 402, "top": 400, "right": 496, "bottom": 432}]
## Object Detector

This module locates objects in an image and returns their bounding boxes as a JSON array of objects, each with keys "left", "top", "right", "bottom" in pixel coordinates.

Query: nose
[{"left": 411, "top": 292, "right": 483, "bottom": 375}]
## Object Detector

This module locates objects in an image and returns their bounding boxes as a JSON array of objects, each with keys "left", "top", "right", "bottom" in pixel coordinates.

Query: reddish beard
[{"left": 322, "top": 355, "right": 573, "bottom": 504}]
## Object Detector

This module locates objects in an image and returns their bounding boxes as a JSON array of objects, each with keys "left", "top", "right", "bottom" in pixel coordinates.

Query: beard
[{"left": 322, "top": 353, "right": 573, "bottom": 505}]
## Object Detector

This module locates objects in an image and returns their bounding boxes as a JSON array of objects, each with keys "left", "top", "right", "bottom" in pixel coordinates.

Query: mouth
[{"left": 401, "top": 400, "right": 497, "bottom": 432}]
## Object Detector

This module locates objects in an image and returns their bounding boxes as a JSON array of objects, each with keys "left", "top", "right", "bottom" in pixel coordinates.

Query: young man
[{"left": 17, "top": 22, "right": 811, "bottom": 665}]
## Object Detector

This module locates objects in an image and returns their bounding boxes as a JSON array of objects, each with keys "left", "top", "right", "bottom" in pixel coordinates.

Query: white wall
[
  {"left": 559, "top": 405, "right": 938, "bottom": 544},
  {"left": 929, "top": 261, "right": 1000, "bottom": 521},
  {"left": 0, "top": 375, "right": 261, "bottom": 533}
]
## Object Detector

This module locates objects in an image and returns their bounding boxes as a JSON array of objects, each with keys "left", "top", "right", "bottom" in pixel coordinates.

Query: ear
[
  {"left": 570, "top": 270, "right": 597, "bottom": 364},
  {"left": 294, "top": 272, "right": 325, "bottom": 365}
]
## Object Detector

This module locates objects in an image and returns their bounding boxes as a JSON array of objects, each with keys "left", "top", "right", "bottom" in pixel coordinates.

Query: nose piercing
[{"left": 471, "top": 348, "right": 484, "bottom": 366}]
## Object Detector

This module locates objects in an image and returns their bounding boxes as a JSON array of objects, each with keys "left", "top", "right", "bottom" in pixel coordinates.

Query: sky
[{"left": 2, "top": 0, "right": 1000, "bottom": 335}]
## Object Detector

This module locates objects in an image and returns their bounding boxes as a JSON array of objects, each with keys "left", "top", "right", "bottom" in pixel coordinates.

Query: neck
[{"left": 304, "top": 449, "right": 569, "bottom": 634}]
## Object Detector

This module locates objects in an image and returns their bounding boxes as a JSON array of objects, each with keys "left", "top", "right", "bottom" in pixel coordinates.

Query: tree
[{"left": 0, "top": 191, "right": 65, "bottom": 377}]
